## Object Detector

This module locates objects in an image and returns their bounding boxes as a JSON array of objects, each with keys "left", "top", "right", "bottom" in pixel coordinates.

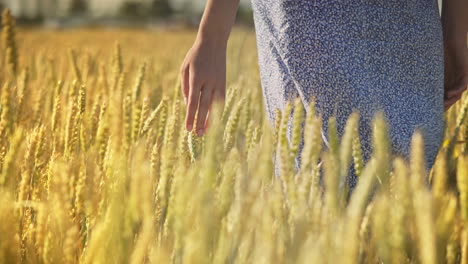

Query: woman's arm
[
  {"left": 442, "top": 0, "right": 468, "bottom": 111},
  {"left": 180, "top": 0, "right": 240, "bottom": 136}
]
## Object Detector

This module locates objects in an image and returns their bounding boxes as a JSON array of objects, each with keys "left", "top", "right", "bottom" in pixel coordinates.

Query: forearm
[
  {"left": 442, "top": 0, "right": 468, "bottom": 61},
  {"left": 197, "top": 0, "right": 240, "bottom": 45}
]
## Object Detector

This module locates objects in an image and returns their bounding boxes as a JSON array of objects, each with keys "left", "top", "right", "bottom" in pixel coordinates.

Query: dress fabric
[{"left": 250, "top": 0, "right": 445, "bottom": 189}]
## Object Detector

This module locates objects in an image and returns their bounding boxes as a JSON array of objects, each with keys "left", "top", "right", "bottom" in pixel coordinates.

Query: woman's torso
[{"left": 251, "top": 0, "right": 445, "bottom": 174}]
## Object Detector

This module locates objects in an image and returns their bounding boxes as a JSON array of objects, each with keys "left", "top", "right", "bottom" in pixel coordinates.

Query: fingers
[
  {"left": 212, "top": 85, "right": 226, "bottom": 106},
  {"left": 444, "top": 77, "right": 467, "bottom": 111},
  {"left": 204, "top": 110, "right": 210, "bottom": 132},
  {"left": 203, "top": 86, "right": 226, "bottom": 132},
  {"left": 195, "top": 86, "right": 214, "bottom": 136},
  {"left": 180, "top": 64, "right": 190, "bottom": 105},
  {"left": 444, "top": 93, "right": 462, "bottom": 111},
  {"left": 446, "top": 79, "right": 468, "bottom": 98},
  {"left": 444, "top": 96, "right": 461, "bottom": 111},
  {"left": 185, "top": 69, "right": 202, "bottom": 132},
  {"left": 206, "top": 86, "right": 226, "bottom": 131},
  {"left": 444, "top": 82, "right": 467, "bottom": 111},
  {"left": 203, "top": 91, "right": 215, "bottom": 133}
]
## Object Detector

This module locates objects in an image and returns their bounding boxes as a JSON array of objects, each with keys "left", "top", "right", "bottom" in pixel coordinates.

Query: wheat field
[{"left": 1, "top": 9, "right": 468, "bottom": 264}]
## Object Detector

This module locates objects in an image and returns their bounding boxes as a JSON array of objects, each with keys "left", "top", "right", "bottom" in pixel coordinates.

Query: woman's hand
[
  {"left": 179, "top": 0, "right": 239, "bottom": 136},
  {"left": 180, "top": 36, "right": 227, "bottom": 136},
  {"left": 444, "top": 57, "right": 468, "bottom": 111},
  {"left": 442, "top": 0, "right": 468, "bottom": 112},
  {"left": 443, "top": 36, "right": 468, "bottom": 112}
]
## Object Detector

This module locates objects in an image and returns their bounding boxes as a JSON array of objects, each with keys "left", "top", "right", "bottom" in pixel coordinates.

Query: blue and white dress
[{"left": 250, "top": 0, "right": 445, "bottom": 188}]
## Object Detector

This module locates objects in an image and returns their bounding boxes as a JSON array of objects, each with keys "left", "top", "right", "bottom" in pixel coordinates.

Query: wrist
[{"left": 197, "top": 27, "right": 230, "bottom": 47}]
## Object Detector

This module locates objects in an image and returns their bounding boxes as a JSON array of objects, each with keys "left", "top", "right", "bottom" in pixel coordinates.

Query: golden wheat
[{"left": 0, "top": 9, "right": 467, "bottom": 264}]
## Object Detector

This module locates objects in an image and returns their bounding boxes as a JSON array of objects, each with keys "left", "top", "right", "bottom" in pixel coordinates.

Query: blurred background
[
  {"left": 0, "top": 0, "right": 254, "bottom": 28},
  {"left": 0, "top": 0, "right": 445, "bottom": 29}
]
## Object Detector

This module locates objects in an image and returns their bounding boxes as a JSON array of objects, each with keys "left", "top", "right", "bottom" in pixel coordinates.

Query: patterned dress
[{"left": 250, "top": 0, "right": 445, "bottom": 189}]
